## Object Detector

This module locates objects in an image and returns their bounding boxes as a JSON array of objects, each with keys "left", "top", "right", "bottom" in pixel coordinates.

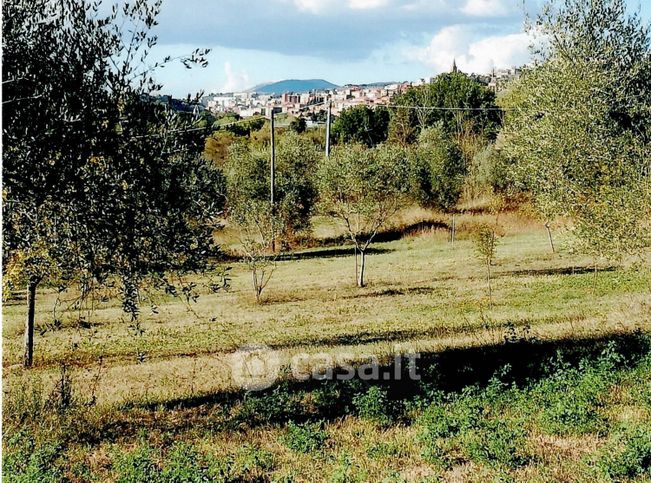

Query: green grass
[{"left": 3, "top": 209, "right": 651, "bottom": 481}]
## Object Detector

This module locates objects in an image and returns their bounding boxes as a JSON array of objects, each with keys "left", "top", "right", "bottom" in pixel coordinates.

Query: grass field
[{"left": 3, "top": 208, "right": 651, "bottom": 481}]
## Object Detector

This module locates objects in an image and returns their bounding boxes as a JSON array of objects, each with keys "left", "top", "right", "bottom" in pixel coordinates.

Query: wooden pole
[
  {"left": 451, "top": 214, "right": 456, "bottom": 248},
  {"left": 325, "top": 100, "right": 332, "bottom": 157},
  {"left": 270, "top": 110, "right": 276, "bottom": 252},
  {"left": 24, "top": 279, "right": 37, "bottom": 367}
]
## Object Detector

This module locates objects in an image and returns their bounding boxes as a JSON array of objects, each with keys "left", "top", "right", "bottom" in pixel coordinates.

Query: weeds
[
  {"left": 597, "top": 428, "right": 651, "bottom": 480},
  {"left": 282, "top": 421, "right": 328, "bottom": 453},
  {"left": 352, "top": 386, "right": 394, "bottom": 425}
]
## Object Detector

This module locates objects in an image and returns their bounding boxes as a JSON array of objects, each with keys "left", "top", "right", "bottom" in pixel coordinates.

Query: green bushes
[
  {"left": 408, "top": 126, "right": 466, "bottom": 211},
  {"left": 112, "top": 441, "right": 273, "bottom": 482},
  {"left": 113, "top": 444, "right": 161, "bottom": 483},
  {"left": 3, "top": 433, "right": 64, "bottom": 483},
  {"left": 161, "top": 443, "right": 217, "bottom": 483},
  {"left": 533, "top": 345, "right": 622, "bottom": 435},
  {"left": 597, "top": 428, "right": 651, "bottom": 480},
  {"left": 417, "top": 387, "right": 530, "bottom": 470},
  {"left": 463, "top": 419, "right": 530, "bottom": 469},
  {"left": 282, "top": 421, "right": 328, "bottom": 453},
  {"left": 351, "top": 386, "right": 394, "bottom": 425}
]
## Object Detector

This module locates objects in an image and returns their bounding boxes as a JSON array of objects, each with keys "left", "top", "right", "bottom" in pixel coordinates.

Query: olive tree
[
  {"left": 408, "top": 125, "right": 466, "bottom": 211},
  {"left": 2, "top": 0, "right": 221, "bottom": 367},
  {"left": 502, "top": 0, "right": 651, "bottom": 262},
  {"left": 224, "top": 133, "right": 319, "bottom": 301},
  {"left": 225, "top": 132, "right": 320, "bottom": 239},
  {"left": 317, "top": 144, "right": 410, "bottom": 287}
]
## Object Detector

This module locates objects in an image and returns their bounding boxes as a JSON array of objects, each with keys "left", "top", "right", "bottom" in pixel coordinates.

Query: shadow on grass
[
  {"left": 501, "top": 265, "right": 616, "bottom": 278},
  {"left": 278, "top": 246, "right": 393, "bottom": 261},
  {"left": 304, "top": 218, "right": 449, "bottom": 250},
  {"left": 91, "top": 330, "right": 649, "bottom": 444}
]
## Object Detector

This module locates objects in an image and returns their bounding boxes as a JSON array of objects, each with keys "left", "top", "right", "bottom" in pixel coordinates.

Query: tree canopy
[
  {"left": 2, "top": 0, "right": 221, "bottom": 366},
  {"left": 502, "top": 0, "right": 651, "bottom": 259},
  {"left": 389, "top": 72, "right": 501, "bottom": 145},
  {"left": 332, "top": 105, "right": 390, "bottom": 147}
]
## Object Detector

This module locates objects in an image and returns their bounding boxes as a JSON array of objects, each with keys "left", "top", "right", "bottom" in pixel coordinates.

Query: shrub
[
  {"left": 3, "top": 433, "right": 65, "bottom": 483},
  {"left": 597, "top": 428, "right": 651, "bottom": 480},
  {"left": 282, "top": 421, "right": 328, "bottom": 454},
  {"left": 161, "top": 443, "right": 214, "bottom": 483},
  {"left": 534, "top": 345, "right": 622, "bottom": 435},
  {"left": 352, "top": 386, "right": 393, "bottom": 425},
  {"left": 329, "top": 453, "right": 366, "bottom": 483},
  {"left": 417, "top": 389, "right": 485, "bottom": 468},
  {"left": 463, "top": 419, "right": 531, "bottom": 469},
  {"left": 419, "top": 389, "right": 484, "bottom": 440},
  {"left": 233, "top": 443, "right": 275, "bottom": 476},
  {"left": 236, "top": 383, "right": 304, "bottom": 425},
  {"left": 113, "top": 444, "right": 161, "bottom": 483}
]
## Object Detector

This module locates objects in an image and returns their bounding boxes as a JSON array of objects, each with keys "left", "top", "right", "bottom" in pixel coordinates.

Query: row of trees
[
  {"left": 223, "top": 127, "right": 466, "bottom": 296},
  {"left": 222, "top": 0, "right": 651, "bottom": 299}
]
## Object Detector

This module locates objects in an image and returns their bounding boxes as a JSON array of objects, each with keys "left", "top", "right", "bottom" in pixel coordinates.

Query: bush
[
  {"left": 463, "top": 419, "right": 531, "bottom": 469},
  {"left": 233, "top": 443, "right": 275, "bottom": 476},
  {"left": 408, "top": 126, "right": 466, "bottom": 211},
  {"left": 534, "top": 345, "right": 622, "bottom": 435},
  {"left": 597, "top": 428, "right": 651, "bottom": 480},
  {"left": 417, "top": 388, "right": 485, "bottom": 468},
  {"left": 352, "top": 386, "right": 393, "bottom": 425},
  {"left": 113, "top": 444, "right": 161, "bottom": 483},
  {"left": 282, "top": 421, "right": 328, "bottom": 454},
  {"left": 161, "top": 443, "right": 215, "bottom": 483},
  {"left": 3, "top": 433, "right": 65, "bottom": 483},
  {"left": 235, "top": 383, "right": 304, "bottom": 425}
]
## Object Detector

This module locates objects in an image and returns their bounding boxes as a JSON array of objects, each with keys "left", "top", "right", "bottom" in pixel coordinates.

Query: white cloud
[
  {"left": 221, "top": 62, "right": 251, "bottom": 92},
  {"left": 348, "top": 0, "right": 390, "bottom": 9},
  {"left": 291, "top": 0, "right": 390, "bottom": 13},
  {"left": 405, "top": 25, "right": 531, "bottom": 74},
  {"left": 292, "top": 0, "right": 340, "bottom": 14},
  {"left": 461, "top": 0, "right": 511, "bottom": 17}
]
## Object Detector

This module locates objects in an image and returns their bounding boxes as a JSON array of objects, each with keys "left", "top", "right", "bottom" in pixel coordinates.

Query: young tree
[
  {"left": 2, "top": 0, "right": 221, "bottom": 367},
  {"left": 230, "top": 199, "right": 284, "bottom": 304},
  {"left": 317, "top": 145, "right": 410, "bottom": 287},
  {"left": 224, "top": 133, "right": 320, "bottom": 300},
  {"left": 473, "top": 224, "right": 499, "bottom": 304},
  {"left": 502, "top": 0, "right": 651, "bottom": 261}
]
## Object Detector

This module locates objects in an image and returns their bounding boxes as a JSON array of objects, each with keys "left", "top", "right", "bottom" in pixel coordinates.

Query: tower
[{"left": 452, "top": 58, "right": 458, "bottom": 74}]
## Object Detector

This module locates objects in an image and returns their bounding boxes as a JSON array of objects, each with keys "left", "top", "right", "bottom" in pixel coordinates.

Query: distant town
[{"left": 169, "top": 65, "right": 522, "bottom": 124}]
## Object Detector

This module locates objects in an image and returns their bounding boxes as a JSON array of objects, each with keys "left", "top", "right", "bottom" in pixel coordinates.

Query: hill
[{"left": 250, "top": 79, "right": 338, "bottom": 94}]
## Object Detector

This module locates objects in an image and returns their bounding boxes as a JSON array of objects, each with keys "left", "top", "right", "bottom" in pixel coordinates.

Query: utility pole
[
  {"left": 325, "top": 100, "right": 332, "bottom": 157},
  {"left": 270, "top": 109, "right": 275, "bottom": 207},
  {"left": 270, "top": 109, "right": 276, "bottom": 252}
]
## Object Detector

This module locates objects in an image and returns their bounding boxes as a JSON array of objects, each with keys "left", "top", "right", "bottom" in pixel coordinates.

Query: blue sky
[{"left": 147, "top": 0, "right": 650, "bottom": 96}]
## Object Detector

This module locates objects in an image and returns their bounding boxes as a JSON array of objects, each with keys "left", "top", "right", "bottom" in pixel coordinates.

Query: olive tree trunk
[
  {"left": 545, "top": 221, "right": 555, "bottom": 253},
  {"left": 357, "top": 249, "right": 367, "bottom": 288}
]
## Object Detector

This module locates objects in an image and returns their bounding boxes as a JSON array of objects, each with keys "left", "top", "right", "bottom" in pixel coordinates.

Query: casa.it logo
[{"left": 229, "top": 344, "right": 281, "bottom": 391}]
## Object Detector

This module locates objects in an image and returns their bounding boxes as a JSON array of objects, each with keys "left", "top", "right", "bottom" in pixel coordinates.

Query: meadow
[{"left": 3, "top": 207, "right": 651, "bottom": 481}]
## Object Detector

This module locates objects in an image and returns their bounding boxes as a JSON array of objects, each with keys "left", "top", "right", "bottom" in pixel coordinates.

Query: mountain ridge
[{"left": 248, "top": 79, "right": 338, "bottom": 94}]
